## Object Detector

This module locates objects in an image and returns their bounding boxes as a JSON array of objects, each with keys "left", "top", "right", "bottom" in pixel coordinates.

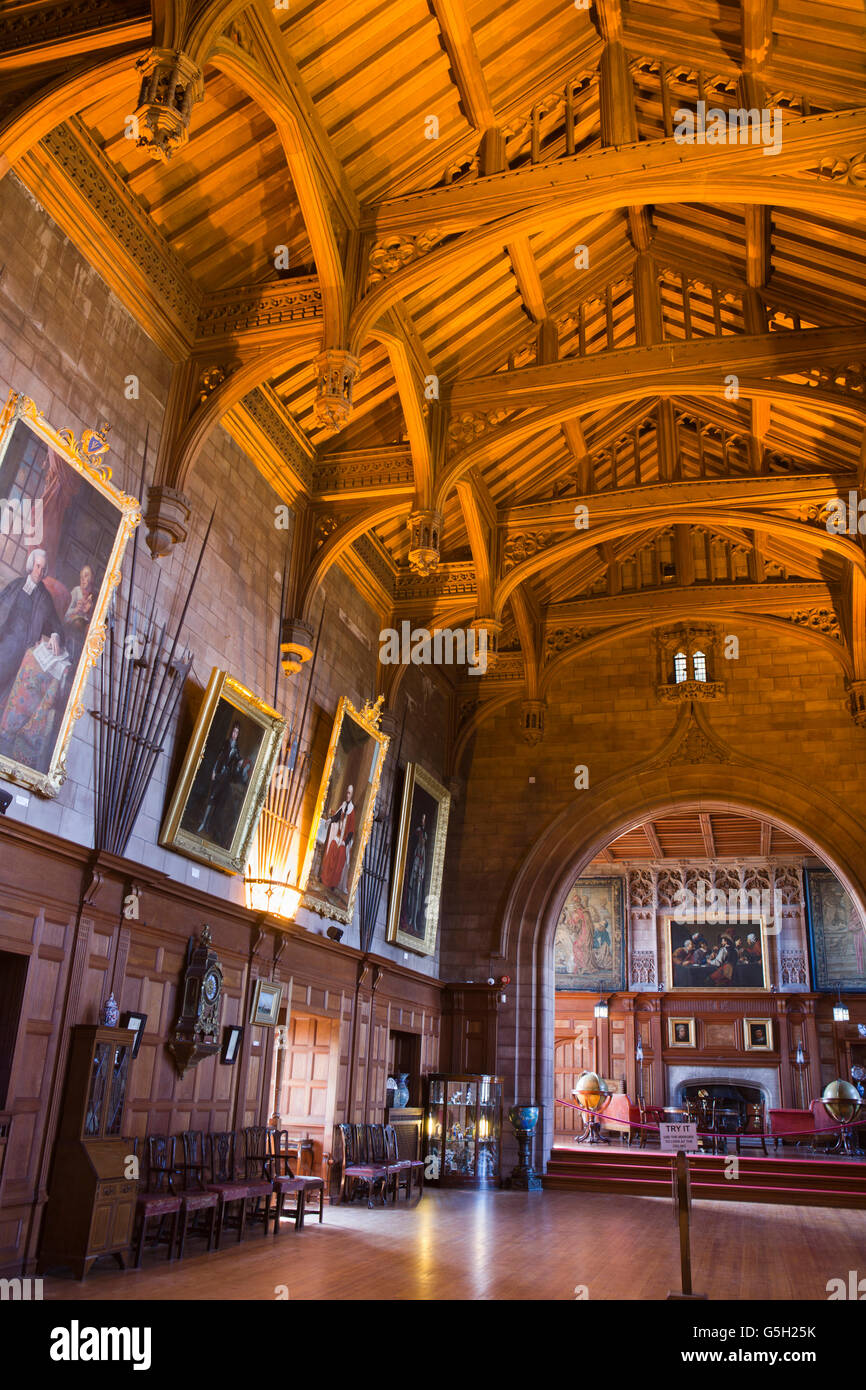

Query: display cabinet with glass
[
  {"left": 425, "top": 1073, "right": 502, "bottom": 1187},
  {"left": 38, "top": 1025, "right": 138, "bottom": 1279}
]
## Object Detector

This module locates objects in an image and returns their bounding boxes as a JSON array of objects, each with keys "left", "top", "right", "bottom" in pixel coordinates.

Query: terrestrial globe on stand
[
  {"left": 822, "top": 1078, "right": 863, "bottom": 1156},
  {"left": 572, "top": 1071, "right": 611, "bottom": 1145},
  {"left": 506, "top": 1105, "right": 543, "bottom": 1191}
]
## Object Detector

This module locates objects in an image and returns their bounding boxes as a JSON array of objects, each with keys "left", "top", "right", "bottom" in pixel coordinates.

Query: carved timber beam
[
  {"left": 435, "top": 379, "right": 866, "bottom": 510},
  {"left": 450, "top": 326, "right": 866, "bottom": 412},
  {"left": 362, "top": 110, "right": 866, "bottom": 233},
  {"left": 494, "top": 506, "right": 866, "bottom": 619}
]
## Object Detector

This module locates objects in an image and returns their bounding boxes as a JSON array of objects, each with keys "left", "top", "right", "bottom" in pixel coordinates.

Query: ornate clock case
[{"left": 168, "top": 924, "right": 224, "bottom": 1077}]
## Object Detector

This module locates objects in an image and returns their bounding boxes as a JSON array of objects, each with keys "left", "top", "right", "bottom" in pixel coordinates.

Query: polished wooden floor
[{"left": 41, "top": 1189, "right": 866, "bottom": 1301}]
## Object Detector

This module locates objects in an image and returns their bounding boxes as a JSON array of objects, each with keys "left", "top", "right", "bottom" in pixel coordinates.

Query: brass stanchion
[{"left": 666, "top": 1150, "right": 707, "bottom": 1300}]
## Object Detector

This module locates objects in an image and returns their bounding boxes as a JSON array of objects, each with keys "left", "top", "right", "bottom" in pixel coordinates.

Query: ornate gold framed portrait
[
  {"left": 0, "top": 392, "right": 140, "bottom": 796},
  {"left": 743, "top": 1018, "right": 774, "bottom": 1052},
  {"left": 160, "top": 668, "right": 285, "bottom": 874},
  {"left": 300, "top": 696, "right": 390, "bottom": 925},
  {"left": 386, "top": 762, "right": 451, "bottom": 956},
  {"left": 667, "top": 1017, "right": 696, "bottom": 1048}
]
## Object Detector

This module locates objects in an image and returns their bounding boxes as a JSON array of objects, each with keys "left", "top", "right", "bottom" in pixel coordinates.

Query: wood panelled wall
[
  {"left": 0, "top": 818, "right": 442, "bottom": 1276},
  {"left": 554, "top": 990, "right": 864, "bottom": 1130}
]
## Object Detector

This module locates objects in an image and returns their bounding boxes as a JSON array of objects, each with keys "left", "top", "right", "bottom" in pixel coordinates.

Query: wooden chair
[
  {"left": 269, "top": 1129, "right": 325, "bottom": 1232},
  {"left": 637, "top": 1101, "right": 664, "bottom": 1149},
  {"left": 205, "top": 1131, "right": 272, "bottom": 1243},
  {"left": 175, "top": 1131, "right": 219, "bottom": 1258},
  {"left": 336, "top": 1123, "right": 388, "bottom": 1207},
  {"left": 736, "top": 1100, "right": 769, "bottom": 1156},
  {"left": 133, "top": 1135, "right": 181, "bottom": 1268},
  {"left": 385, "top": 1123, "right": 423, "bottom": 1200}
]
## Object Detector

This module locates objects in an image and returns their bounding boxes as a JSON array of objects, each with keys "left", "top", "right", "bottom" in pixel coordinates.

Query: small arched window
[
  {"left": 692, "top": 650, "right": 707, "bottom": 682},
  {"left": 674, "top": 651, "right": 688, "bottom": 683}
]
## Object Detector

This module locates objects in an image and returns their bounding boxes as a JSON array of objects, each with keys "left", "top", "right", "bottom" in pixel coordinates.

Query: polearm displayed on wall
[{"left": 90, "top": 437, "right": 214, "bottom": 859}]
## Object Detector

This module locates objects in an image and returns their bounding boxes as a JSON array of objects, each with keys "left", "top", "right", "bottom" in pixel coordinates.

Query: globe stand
[
  {"left": 506, "top": 1106, "right": 543, "bottom": 1191},
  {"left": 579, "top": 1112, "right": 611, "bottom": 1145}
]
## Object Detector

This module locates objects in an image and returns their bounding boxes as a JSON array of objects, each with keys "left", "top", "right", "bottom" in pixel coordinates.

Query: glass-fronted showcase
[{"left": 425, "top": 1073, "right": 502, "bottom": 1187}]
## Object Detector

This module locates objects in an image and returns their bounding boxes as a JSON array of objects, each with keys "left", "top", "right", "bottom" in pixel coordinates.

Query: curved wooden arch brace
[
  {"left": 538, "top": 608, "right": 854, "bottom": 697},
  {"left": 454, "top": 474, "right": 494, "bottom": 614},
  {"left": 298, "top": 500, "right": 410, "bottom": 622},
  {"left": 208, "top": 42, "right": 346, "bottom": 347},
  {"left": 435, "top": 380, "right": 866, "bottom": 511},
  {"left": 154, "top": 340, "right": 318, "bottom": 495},
  {"left": 370, "top": 323, "right": 434, "bottom": 508},
  {"left": 351, "top": 170, "right": 866, "bottom": 355},
  {"left": 184, "top": 0, "right": 253, "bottom": 63},
  {"left": 495, "top": 507, "right": 866, "bottom": 616},
  {"left": 510, "top": 586, "right": 541, "bottom": 699},
  {"left": 0, "top": 51, "right": 143, "bottom": 178}
]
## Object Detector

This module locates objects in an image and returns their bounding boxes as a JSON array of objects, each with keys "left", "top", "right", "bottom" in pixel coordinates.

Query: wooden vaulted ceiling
[
  {"left": 3, "top": 0, "right": 866, "bottom": 720},
  {"left": 596, "top": 809, "right": 809, "bottom": 862}
]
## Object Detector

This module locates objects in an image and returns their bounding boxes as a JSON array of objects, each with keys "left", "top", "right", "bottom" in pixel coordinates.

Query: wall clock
[{"left": 167, "top": 924, "right": 224, "bottom": 1077}]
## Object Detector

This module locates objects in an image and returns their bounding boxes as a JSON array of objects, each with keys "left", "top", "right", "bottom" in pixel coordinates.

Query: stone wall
[{"left": 0, "top": 172, "right": 450, "bottom": 973}]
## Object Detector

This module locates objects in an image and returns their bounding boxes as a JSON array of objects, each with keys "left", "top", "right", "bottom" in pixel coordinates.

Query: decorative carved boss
[{"left": 135, "top": 50, "right": 204, "bottom": 161}]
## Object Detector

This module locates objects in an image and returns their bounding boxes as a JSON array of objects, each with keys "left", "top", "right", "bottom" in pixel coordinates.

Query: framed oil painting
[
  {"left": 663, "top": 919, "right": 769, "bottom": 990},
  {"left": 250, "top": 980, "right": 283, "bottom": 1027},
  {"left": 300, "top": 696, "right": 390, "bottom": 924},
  {"left": 554, "top": 877, "right": 625, "bottom": 992},
  {"left": 160, "top": 668, "right": 285, "bottom": 874},
  {"left": 805, "top": 868, "right": 866, "bottom": 992},
  {"left": 386, "top": 762, "right": 451, "bottom": 956},
  {"left": 668, "top": 1017, "right": 696, "bottom": 1048},
  {"left": 743, "top": 1018, "right": 774, "bottom": 1052},
  {"left": 0, "top": 393, "right": 139, "bottom": 795}
]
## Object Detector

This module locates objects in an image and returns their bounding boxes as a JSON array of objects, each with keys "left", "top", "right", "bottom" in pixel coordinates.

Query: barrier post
[{"left": 666, "top": 1150, "right": 707, "bottom": 1300}]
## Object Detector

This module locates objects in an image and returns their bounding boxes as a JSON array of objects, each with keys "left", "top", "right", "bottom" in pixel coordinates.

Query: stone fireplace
[{"left": 666, "top": 1064, "right": 780, "bottom": 1111}]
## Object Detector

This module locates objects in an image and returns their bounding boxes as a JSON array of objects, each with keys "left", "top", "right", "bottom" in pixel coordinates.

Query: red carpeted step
[{"left": 544, "top": 1147, "right": 866, "bottom": 1207}]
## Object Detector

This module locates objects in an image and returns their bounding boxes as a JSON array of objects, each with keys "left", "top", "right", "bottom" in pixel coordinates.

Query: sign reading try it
[{"left": 658, "top": 1122, "right": 699, "bottom": 1153}]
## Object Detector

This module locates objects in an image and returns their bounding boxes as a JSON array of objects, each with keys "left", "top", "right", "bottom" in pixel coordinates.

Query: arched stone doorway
[{"left": 496, "top": 758, "right": 866, "bottom": 1168}]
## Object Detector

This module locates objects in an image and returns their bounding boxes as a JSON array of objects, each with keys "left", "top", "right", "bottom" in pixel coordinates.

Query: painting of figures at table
[
  {"left": 806, "top": 868, "right": 866, "bottom": 992},
  {"left": 554, "top": 877, "right": 625, "bottom": 991},
  {"left": 665, "top": 919, "right": 768, "bottom": 989},
  {"left": 0, "top": 397, "right": 137, "bottom": 794}
]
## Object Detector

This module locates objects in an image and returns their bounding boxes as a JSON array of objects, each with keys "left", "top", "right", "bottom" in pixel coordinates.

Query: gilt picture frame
[
  {"left": 386, "top": 762, "right": 451, "bottom": 957},
  {"left": 160, "top": 668, "right": 285, "bottom": 875},
  {"left": 667, "top": 1017, "right": 696, "bottom": 1049},
  {"left": 662, "top": 916, "right": 769, "bottom": 990},
  {"left": 743, "top": 1018, "right": 774, "bottom": 1052},
  {"left": 300, "top": 696, "right": 390, "bottom": 924},
  {"left": 0, "top": 392, "right": 140, "bottom": 796},
  {"left": 250, "top": 980, "right": 283, "bottom": 1027}
]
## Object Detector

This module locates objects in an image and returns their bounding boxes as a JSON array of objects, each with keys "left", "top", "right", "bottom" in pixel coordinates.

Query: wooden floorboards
[{"left": 40, "top": 1189, "right": 866, "bottom": 1301}]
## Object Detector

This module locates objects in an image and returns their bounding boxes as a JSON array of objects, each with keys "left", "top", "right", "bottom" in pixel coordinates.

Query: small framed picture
[
  {"left": 120, "top": 1011, "right": 147, "bottom": 1059},
  {"left": 221, "top": 1024, "right": 242, "bottom": 1065},
  {"left": 743, "top": 1018, "right": 773, "bottom": 1051},
  {"left": 668, "top": 1017, "right": 696, "bottom": 1048},
  {"left": 251, "top": 979, "right": 284, "bottom": 1027}
]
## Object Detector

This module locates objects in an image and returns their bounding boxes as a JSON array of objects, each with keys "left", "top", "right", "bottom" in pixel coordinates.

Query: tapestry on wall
[
  {"left": 805, "top": 867, "right": 866, "bottom": 992},
  {"left": 554, "top": 876, "right": 625, "bottom": 991}
]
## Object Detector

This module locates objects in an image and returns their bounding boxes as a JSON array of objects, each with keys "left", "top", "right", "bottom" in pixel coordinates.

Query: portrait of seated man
[
  {"left": 0, "top": 548, "right": 63, "bottom": 722},
  {"left": 0, "top": 628, "right": 73, "bottom": 771}
]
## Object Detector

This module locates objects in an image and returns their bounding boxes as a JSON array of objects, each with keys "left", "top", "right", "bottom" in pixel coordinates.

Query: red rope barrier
[{"left": 557, "top": 1095, "right": 866, "bottom": 1140}]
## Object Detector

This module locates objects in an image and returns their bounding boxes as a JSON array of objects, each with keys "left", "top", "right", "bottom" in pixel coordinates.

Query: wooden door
[
  {"left": 278, "top": 1014, "right": 337, "bottom": 1172},
  {"left": 554, "top": 1032, "right": 596, "bottom": 1140}
]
